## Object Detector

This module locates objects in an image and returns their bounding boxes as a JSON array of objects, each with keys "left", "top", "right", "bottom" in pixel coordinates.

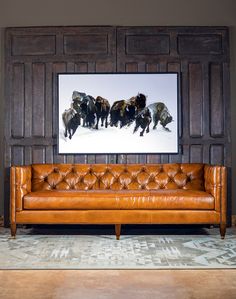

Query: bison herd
[{"left": 62, "top": 91, "right": 173, "bottom": 139}]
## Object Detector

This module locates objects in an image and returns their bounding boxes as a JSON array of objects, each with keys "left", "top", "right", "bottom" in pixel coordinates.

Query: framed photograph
[{"left": 58, "top": 73, "right": 179, "bottom": 154}]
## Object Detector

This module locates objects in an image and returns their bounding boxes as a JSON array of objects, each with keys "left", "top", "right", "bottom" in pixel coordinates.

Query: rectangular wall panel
[
  {"left": 210, "top": 144, "right": 224, "bottom": 165},
  {"left": 32, "top": 146, "right": 45, "bottom": 164},
  {"left": 126, "top": 35, "right": 170, "bottom": 55},
  {"left": 146, "top": 155, "right": 161, "bottom": 163},
  {"left": 12, "top": 146, "right": 24, "bottom": 165},
  {"left": 24, "top": 63, "right": 33, "bottom": 138},
  {"left": 75, "top": 62, "right": 88, "bottom": 73},
  {"left": 190, "top": 145, "right": 203, "bottom": 163},
  {"left": 64, "top": 35, "right": 108, "bottom": 55},
  {"left": 96, "top": 61, "right": 115, "bottom": 72},
  {"left": 146, "top": 63, "right": 159, "bottom": 72},
  {"left": 125, "top": 62, "right": 138, "bottom": 72},
  {"left": 32, "top": 63, "right": 45, "bottom": 137},
  {"left": 74, "top": 155, "right": 88, "bottom": 164},
  {"left": 12, "top": 35, "right": 56, "bottom": 56},
  {"left": 210, "top": 63, "right": 224, "bottom": 137},
  {"left": 12, "top": 64, "right": 25, "bottom": 138},
  {"left": 189, "top": 63, "right": 203, "bottom": 137},
  {"left": 178, "top": 34, "right": 222, "bottom": 55}
]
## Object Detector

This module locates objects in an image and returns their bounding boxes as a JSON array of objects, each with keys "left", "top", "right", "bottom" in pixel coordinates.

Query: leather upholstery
[
  {"left": 24, "top": 189, "right": 214, "bottom": 210},
  {"left": 204, "top": 165, "right": 226, "bottom": 212},
  {"left": 11, "top": 166, "right": 31, "bottom": 212},
  {"left": 31, "top": 163, "right": 205, "bottom": 191},
  {"left": 16, "top": 210, "right": 220, "bottom": 224}
]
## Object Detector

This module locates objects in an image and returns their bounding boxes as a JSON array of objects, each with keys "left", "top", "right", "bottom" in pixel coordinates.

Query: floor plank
[{"left": 1, "top": 270, "right": 236, "bottom": 299}]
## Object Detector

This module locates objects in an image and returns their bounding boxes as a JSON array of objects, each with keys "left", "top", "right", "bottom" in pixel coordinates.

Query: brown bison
[
  {"left": 110, "top": 93, "right": 147, "bottom": 128},
  {"left": 95, "top": 96, "right": 110, "bottom": 129},
  {"left": 149, "top": 102, "right": 173, "bottom": 131},
  {"left": 62, "top": 108, "right": 80, "bottom": 139},
  {"left": 133, "top": 108, "right": 152, "bottom": 136}
]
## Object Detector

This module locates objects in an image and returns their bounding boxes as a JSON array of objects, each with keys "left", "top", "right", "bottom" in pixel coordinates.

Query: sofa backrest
[{"left": 31, "top": 163, "right": 205, "bottom": 191}]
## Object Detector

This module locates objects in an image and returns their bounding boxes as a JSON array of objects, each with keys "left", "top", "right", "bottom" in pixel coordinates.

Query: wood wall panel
[
  {"left": 32, "top": 63, "right": 45, "bottom": 137},
  {"left": 12, "top": 35, "right": 56, "bottom": 56},
  {"left": 210, "top": 63, "right": 224, "bottom": 137},
  {"left": 177, "top": 34, "right": 222, "bottom": 55},
  {"left": 45, "top": 63, "right": 53, "bottom": 138},
  {"left": 32, "top": 146, "right": 46, "bottom": 164},
  {"left": 24, "top": 63, "right": 33, "bottom": 138},
  {"left": 126, "top": 35, "right": 170, "bottom": 55},
  {"left": 190, "top": 145, "right": 203, "bottom": 163},
  {"left": 189, "top": 63, "right": 203, "bottom": 137},
  {"left": 75, "top": 62, "right": 88, "bottom": 72},
  {"left": 24, "top": 146, "right": 32, "bottom": 165},
  {"left": 146, "top": 155, "right": 161, "bottom": 163},
  {"left": 4, "top": 26, "right": 231, "bottom": 225},
  {"left": 12, "top": 63, "right": 25, "bottom": 138},
  {"left": 12, "top": 146, "right": 24, "bottom": 165},
  {"left": 146, "top": 63, "right": 159, "bottom": 72},
  {"left": 210, "top": 144, "right": 224, "bottom": 165},
  {"left": 64, "top": 34, "right": 108, "bottom": 55},
  {"left": 125, "top": 62, "right": 138, "bottom": 72}
]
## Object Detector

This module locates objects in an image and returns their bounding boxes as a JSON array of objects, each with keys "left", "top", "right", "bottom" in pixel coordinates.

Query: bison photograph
[{"left": 58, "top": 73, "right": 178, "bottom": 154}]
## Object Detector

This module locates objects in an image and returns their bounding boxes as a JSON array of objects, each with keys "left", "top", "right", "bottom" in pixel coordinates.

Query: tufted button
[
  {"left": 186, "top": 176, "right": 191, "bottom": 182},
  {"left": 54, "top": 168, "right": 59, "bottom": 173}
]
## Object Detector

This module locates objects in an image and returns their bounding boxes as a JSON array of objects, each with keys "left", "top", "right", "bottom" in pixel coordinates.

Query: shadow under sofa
[{"left": 10, "top": 163, "right": 227, "bottom": 239}]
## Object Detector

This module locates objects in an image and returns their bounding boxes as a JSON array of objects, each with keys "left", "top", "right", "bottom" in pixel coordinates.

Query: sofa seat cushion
[{"left": 23, "top": 190, "right": 214, "bottom": 210}]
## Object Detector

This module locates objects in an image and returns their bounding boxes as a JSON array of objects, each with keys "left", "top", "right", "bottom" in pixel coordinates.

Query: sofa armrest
[
  {"left": 10, "top": 166, "right": 32, "bottom": 222},
  {"left": 204, "top": 164, "right": 227, "bottom": 223}
]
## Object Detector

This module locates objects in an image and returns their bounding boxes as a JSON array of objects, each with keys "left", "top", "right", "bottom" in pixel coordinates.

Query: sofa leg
[
  {"left": 220, "top": 223, "right": 226, "bottom": 239},
  {"left": 115, "top": 224, "right": 121, "bottom": 240},
  {"left": 11, "top": 223, "right": 17, "bottom": 238}
]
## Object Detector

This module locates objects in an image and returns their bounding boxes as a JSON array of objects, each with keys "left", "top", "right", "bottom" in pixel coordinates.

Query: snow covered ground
[{"left": 58, "top": 120, "right": 178, "bottom": 154}]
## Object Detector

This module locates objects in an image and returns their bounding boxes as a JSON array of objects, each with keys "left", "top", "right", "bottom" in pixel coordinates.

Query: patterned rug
[{"left": 0, "top": 226, "right": 236, "bottom": 269}]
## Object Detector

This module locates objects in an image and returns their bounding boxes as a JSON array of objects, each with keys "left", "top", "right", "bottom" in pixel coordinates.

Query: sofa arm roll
[
  {"left": 204, "top": 165, "right": 227, "bottom": 218},
  {"left": 11, "top": 166, "right": 32, "bottom": 216}
]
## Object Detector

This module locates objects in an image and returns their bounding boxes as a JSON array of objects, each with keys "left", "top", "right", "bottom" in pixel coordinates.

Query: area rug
[{"left": 0, "top": 228, "right": 236, "bottom": 269}]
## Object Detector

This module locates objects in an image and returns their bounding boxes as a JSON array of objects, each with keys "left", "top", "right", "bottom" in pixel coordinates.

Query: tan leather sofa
[{"left": 10, "top": 163, "right": 227, "bottom": 239}]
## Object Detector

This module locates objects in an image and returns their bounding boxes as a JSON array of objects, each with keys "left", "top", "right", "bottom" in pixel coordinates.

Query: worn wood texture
[{"left": 4, "top": 26, "right": 231, "bottom": 225}]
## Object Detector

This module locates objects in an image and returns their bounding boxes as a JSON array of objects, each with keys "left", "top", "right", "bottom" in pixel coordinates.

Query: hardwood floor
[{"left": 0, "top": 270, "right": 236, "bottom": 299}]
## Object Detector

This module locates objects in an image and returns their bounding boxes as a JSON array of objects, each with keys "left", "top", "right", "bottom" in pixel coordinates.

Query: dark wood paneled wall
[{"left": 4, "top": 26, "right": 231, "bottom": 225}]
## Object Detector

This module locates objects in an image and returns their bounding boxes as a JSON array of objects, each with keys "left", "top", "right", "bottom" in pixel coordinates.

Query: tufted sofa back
[{"left": 31, "top": 163, "right": 205, "bottom": 191}]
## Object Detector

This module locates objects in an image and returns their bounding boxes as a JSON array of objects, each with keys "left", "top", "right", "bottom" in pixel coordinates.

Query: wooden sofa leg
[
  {"left": 220, "top": 223, "right": 226, "bottom": 239},
  {"left": 11, "top": 223, "right": 17, "bottom": 238},
  {"left": 115, "top": 224, "right": 121, "bottom": 240}
]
